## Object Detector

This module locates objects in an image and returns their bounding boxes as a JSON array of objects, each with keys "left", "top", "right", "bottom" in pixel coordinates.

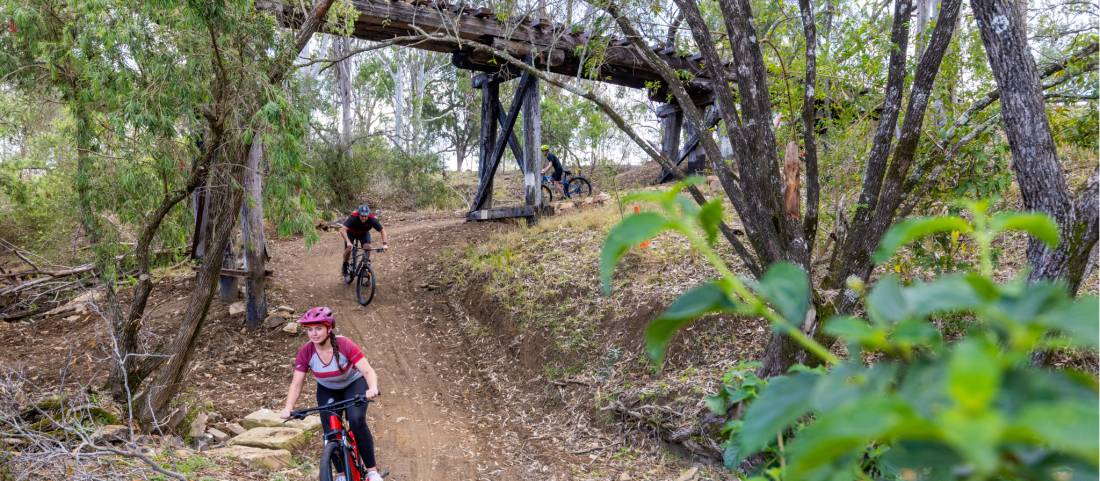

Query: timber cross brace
[{"left": 256, "top": 0, "right": 723, "bottom": 220}]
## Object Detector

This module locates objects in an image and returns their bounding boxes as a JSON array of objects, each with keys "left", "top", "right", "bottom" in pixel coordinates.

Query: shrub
[{"left": 602, "top": 180, "right": 1098, "bottom": 480}]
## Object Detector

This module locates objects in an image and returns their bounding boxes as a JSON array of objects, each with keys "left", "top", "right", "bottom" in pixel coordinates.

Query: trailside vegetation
[{"left": 602, "top": 179, "right": 1097, "bottom": 478}]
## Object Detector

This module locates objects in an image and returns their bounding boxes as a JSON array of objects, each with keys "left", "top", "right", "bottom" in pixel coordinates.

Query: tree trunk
[
  {"left": 137, "top": 152, "right": 247, "bottom": 424},
  {"left": 241, "top": 139, "right": 267, "bottom": 329},
  {"left": 971, "top": 0, "right": 1098, "bottom": 296}
]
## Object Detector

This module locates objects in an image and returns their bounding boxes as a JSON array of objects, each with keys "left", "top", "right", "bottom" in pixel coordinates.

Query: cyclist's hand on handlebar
[
  {"left": 278, "top": 408, "right": 292, "bottom": 420},
  {"left": 365, "top": 387, "right": 380, "bottom": 400}
]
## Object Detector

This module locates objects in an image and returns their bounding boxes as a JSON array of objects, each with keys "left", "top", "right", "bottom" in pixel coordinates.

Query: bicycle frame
[
  {"left": 323, "top": 410, "right": 363, "bottom": 481},
  {"left": 291, "top": 395, "right": 373, "bottom": 481}
]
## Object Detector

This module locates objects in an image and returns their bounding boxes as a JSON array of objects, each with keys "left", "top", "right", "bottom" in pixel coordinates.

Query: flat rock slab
[
  {"left": 207, "top": 445, "right": 291, "bottom": 470},
  {"left": 241, "top": 409, "right": 321, "bottom": 432},
  {"left": 229, "top": 427, "right": 308, "bottom": 451}
]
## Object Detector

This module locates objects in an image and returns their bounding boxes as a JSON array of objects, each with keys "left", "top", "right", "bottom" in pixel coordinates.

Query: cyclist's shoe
[
  {"left": 341, "top": 261, "right": 349, "bottom": 276},
  {"left": 366, "top": 470, "right": 384, "bottom": 481},
  {"left": 334, "top": 474, "right": 346, "bottom": 481}
]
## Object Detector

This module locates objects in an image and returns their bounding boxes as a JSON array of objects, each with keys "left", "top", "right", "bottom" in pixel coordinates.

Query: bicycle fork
[{"left": 328, "top": 413, "right": 363, "bottom": 481}]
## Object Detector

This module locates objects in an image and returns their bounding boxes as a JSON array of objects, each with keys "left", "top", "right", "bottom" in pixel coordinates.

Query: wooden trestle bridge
[{"left": 258, "top": 0, "right": 721, "bottom": 220}]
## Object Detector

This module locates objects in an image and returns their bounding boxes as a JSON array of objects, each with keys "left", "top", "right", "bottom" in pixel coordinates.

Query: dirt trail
[{"left": 272, "top": 215, "right": 523, "bottom": 481}]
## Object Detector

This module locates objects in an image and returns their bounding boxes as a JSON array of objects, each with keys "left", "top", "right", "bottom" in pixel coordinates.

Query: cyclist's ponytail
[{"left": 329, "top": 330, "right": 350, "bottom": 373}]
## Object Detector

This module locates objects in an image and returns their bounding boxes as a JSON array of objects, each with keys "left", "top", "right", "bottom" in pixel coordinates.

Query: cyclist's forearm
[{"left": 284, "top": 372, "right": 305, "bottom": 411}]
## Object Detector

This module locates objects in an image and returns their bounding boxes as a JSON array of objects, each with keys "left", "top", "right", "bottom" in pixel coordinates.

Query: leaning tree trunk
[
  {"left": 971, "top": 0, "right": 1099, "bottom": 296},
  {"left": 136, "top": 0, "right": 337, "bottom": 424},
  {"left": 136, "top": 151, "right": 247, "bottom": 424}
]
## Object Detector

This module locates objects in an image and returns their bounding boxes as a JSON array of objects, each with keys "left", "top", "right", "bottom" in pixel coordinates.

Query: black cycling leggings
[{"left": 316, "top": 377, "right": 376, "bottom": 469}]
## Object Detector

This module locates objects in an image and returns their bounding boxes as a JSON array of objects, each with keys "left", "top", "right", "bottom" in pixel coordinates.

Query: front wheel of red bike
[{"left": 319, "top": 441, "right": 349, "bottom": 481}]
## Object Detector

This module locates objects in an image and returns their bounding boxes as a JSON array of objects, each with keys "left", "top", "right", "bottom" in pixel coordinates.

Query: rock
[
  {"left": 229, "top": 427, "right": 308, "bottom": 451},
  {"left": 556, "top": 201, "right": 575, "bottom": 212},
  {"left": 229, "top": 301, "right": 246, "bottom": 317},
  {"left": 281, "top": 322, "right": 298, "bottom": 334},
  {"left": 188, "top": 413, "right": 208, "bottom": 440},
  {"left": 208, "top": 427, "right": 229, "bottom": 443},
  {"left": 241, "top": 409, "right": 320, "bottom": 432},
  {"left": 618, "top": 473, "right": 630, "bottom": 481},
  {"left": 273, "top": 305, "right": 294, "bottom": 314},
  {"left": 595, "top": 192, "right": 611, "bottom": 202},
  {"left": 224, "top": 422, "right": 247, "bottom": 436},
  {"left": 263, "top": 314, "right": 288, "bottom": 330},
  {"left": 91, "top": 424, "right": 129, "bottom": 444},
  {"left": 675, "top": 467, "right": 699, "bottom": 481},
  {"left": 207, "top": 445, "right": 292, "bottom": 470}
]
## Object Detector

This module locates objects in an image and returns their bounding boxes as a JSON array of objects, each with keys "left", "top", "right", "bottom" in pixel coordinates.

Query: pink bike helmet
[{"left": 298, "top": 306, "right": 335, "bottom": 328}]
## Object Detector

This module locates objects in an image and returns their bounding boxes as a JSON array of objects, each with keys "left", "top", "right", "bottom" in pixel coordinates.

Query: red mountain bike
[{"left": 288, "top": 395, "right": 386, "bottom": 481}]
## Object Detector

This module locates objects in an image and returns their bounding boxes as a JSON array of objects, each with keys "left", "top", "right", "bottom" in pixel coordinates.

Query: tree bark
[
  {"left": 971, "top": 0, "right": 1098, "bottom": 295},
  {"left": 241, "top": 139, "right": 267, "bottom": 329}
]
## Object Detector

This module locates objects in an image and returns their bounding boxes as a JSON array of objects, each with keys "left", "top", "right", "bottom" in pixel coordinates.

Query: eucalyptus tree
[{"left": 1, "top": 0, "right": 335, "bottom": 422}]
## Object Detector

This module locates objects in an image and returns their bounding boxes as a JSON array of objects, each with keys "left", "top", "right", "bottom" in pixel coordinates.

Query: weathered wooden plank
[
  {"left": 193, "top": 267, "right": 274, "bottom": 278},
  {"left": 659, "top": 106, "right": 683, "bottom": 167},
  {"left": 466, "top": 206, "right": 535, "bottom": 221},
  {"left": 522, "top": 73, "right": 542, "bottom": 213}
]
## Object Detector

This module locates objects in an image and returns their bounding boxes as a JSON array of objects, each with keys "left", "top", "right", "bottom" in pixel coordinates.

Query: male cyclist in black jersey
[
  {"left": 540, "top": 144, "right": 565, "bottom": 194},
  {"left": 340, "top": 204, "right": 388, "bottom": 275}
]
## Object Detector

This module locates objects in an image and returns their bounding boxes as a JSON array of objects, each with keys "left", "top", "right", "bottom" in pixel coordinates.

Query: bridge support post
[
  {"left": 475, "top": 74, "right": 499, "bottom": 210},
  {"left": 658, "top": 103, "right": 683, "bottom": 173},
  {"left": 682, "top": 111, "right": 706, "bottom": 175},
  {"left": 521, "top": 74, "right": 542, "bottom": 221}
]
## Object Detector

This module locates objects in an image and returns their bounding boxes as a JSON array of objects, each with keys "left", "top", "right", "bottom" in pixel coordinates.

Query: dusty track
[{"left": 272, "top": 215, "right": 526, "bottom": 480}]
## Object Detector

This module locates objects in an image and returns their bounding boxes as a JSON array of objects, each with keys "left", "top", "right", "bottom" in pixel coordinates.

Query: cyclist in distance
[
  {"left": 539, "top": 144, "right": 565, "bottom": 194},
  {"left": 279, "top": 307, "right": 383, "bottom": 481},
  {"left": 341, "top": 203, "right": 388, "bottom": 275}
]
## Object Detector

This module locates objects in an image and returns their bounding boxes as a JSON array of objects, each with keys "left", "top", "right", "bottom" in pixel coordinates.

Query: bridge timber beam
[{"left": 256, "top": 0, "right": 715, "bottom": 99}]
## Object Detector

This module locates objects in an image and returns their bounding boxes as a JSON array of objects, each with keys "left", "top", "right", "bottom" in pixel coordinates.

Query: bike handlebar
[{"left": 287, "top": 394, "right": 373, "bottom": 420}]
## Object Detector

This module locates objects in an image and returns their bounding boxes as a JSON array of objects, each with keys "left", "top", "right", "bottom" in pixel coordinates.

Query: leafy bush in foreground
[{"left": 601, "top": 179, "right": 1098, "bottom": 480}]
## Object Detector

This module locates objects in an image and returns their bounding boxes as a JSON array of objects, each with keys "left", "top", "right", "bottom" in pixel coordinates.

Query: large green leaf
[
  {"left": 990, "top": 212, "right": 1060, "bottom": 249},
  {"left": 749, "top": 262, "right": 810, "bottom": 325},
  {"left": 947, "top": 338, "right": 1002, "bottom": 412},
  {"left": 1038, "top": 295, "right": 1099, "bottom": 349},
  {"left": 697, "top": 199, "right": 724, "bottom": 246},
  {"left": 873, "top": 216, "right": 973, "bottom": 264},
  {"left": 867, "top": 275, "right": 907, "bottom": 325},
  {"left": 645, "top": 281, "right": 738, "bottom": 364},
  {"left": 599, "top": 212, "right": 670, "bottom": 293},
  {"left": 866, "top": 274, "right": 984, "bottom": 326},
  {"left": 878, "top": 441, "right": 963, "bottom": 481},
  {"left": 785, "top": 397, "right": 912, "bottom": 479},
  {"left": 738, "top": 371, "right": 821, "bottom": 456},
  {"left": 1013, "top": 401, "right": 1099, "bottom": 465}
]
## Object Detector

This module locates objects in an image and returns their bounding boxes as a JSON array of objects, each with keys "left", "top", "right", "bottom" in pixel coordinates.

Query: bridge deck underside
[{"left": 258, "top": 0, "right": 714, "bottom": 95}]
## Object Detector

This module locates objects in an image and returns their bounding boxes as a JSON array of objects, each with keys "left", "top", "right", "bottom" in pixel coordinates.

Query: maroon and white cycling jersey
[{"left": 293, "top": 336, "right": 365, "bottom": 389}]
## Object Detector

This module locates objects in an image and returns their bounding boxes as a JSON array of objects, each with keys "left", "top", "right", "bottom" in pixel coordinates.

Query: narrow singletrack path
[{"left": 271, "top": 216, "right": 525, "bottom": 480}]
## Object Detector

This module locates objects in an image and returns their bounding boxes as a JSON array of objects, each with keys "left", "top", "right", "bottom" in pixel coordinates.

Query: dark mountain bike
[
  {"left": 342, "top": 242, "right": 384, "bottom": 306},
  {"left": 287, "top": 395, "right": 387, "bottom": 481},
  {"left": 541, "top": 169, "right": 593, "bottom": 202}
]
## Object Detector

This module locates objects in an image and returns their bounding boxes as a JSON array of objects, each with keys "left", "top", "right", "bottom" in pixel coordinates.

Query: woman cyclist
[{"left": 279, "top": 307, "right": 383, "bottom": 481}]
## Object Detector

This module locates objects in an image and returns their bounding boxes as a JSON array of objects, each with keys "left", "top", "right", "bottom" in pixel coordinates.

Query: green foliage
[
  {"left": 311, "top": 137, "right": 460, "bottom": 212},
  {"left": 602, "top": 186, "right": 1098, "bottom": 480}
]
